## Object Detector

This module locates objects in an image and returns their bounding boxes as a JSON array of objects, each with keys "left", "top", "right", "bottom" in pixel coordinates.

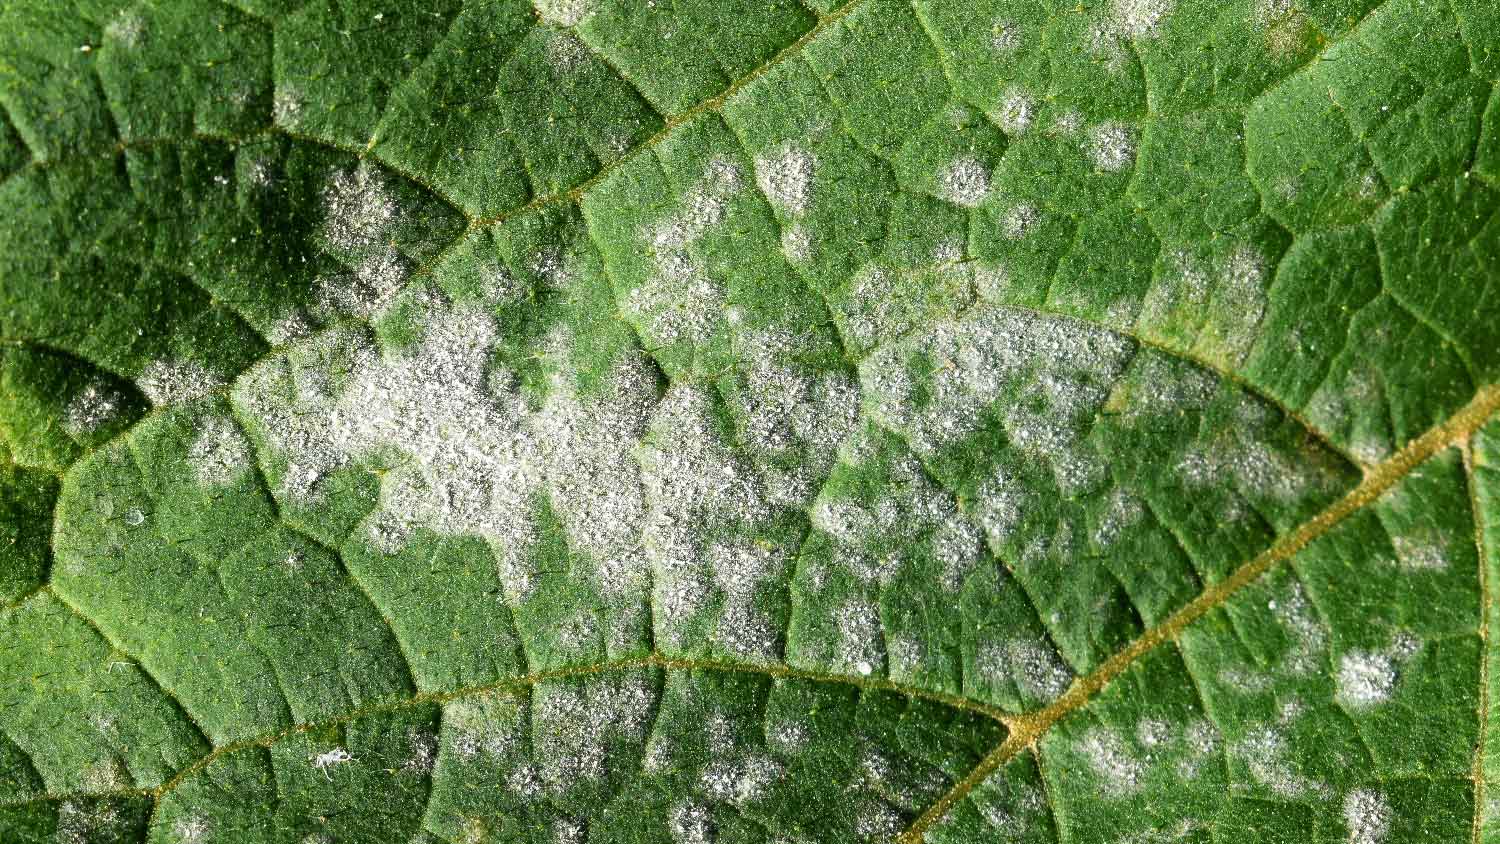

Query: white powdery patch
[
  {"left": 811, "top": 453, "right": 953, "bottom": 557},
  {"left": 188, "top": 414, "right": 254, "bottom": 486},
  {"left": 937, "top": 156, "right": 991, "bottom": 208},
  {"left": 837, "top": 265, "right": 907, "bottom": 349},
  {"left": 315, "top": 247, "right": 411, "bottom": 319},
  {"left": 729, "top": 327, "right": 860, "bottom": 500},
  {"left": 640, "top": 385, "right": 775, "bottom": 650},
  {"left": 1215, "top": 255, "right": 1269, "bottom": 363},
  {"left": 446, "top": 693, "right": 526, "bottom": 759},
  {"left": 669, "top": 802, "right": 714, "bottom": 844},
  {"left": 1390, "top": 534, "right": 1449, "bottom": 571},
  {"left": 994, "top": 89, "right": 1035, "bottom": 136},
  {"left": 238, "top": 294, "right": 821, "bottom": 654},
  {"left": 544, "top": 31, "right": 589, "bottom": 71},
  {"left": 976, "top": 637, "right": 1074, "bottom": 701},
  {"left": 173, "top": 815, "right": 211, "bottom": 844},
  {"left": 753, "top": 142, "right": 816, "bottom": 216},
  {"left": 1343, "top": 788, "right": 1392, "bottom": 844},
  {"left": 63, "top": 382, "right": 124, "bottom": 435},
  {"left": 403, "top": 727, "right": 438, "bottom": 774},
  {"left": 1088, "top": 122, "right": 1136, "bottom": 172},
  {"left": 104, "top": 10, "right": 144, "bottom": 47},
  {"left": 266, "top": 310, "right": 317, "bottom": 346},
  {"left": 835, "top": 598, "right": 885, "bottom": 677},
  {"left": 1268, "top": 580, "right": 1327, "bottom": 675},
  {"left": 534, "top": 675, "right": 655, "bottom": 793},
  {"left": 1335, "top": 650, "right": 1397, "bottom": 712},
  {"left": 1232, "top": 724, "right": 1326, "bottom": 799},
  {"left": 1000, "top": 203, "right": 1039, "bottom": 239},
  {"left": 860, "top": 305, "right": 1132, "bottom": 476},
  {"left": 990, "top": 19, "right": 1022, "bottom": 52},
  {"left": 56, "top": 800, "right": 130, "bottom": 844},
  {"left": 706, "top": 541, "right": 788, "bottom": 660},
  {"left": 1078, "top": 727, "right": 1146, "bottom": 797},
  {"left": 781, "top": 223, "right": 813, "bottom": 264},
  {"left": 534, "top": 0, "right": 591, "bottom": 26},
  {"left": 321, "top": 162, "right": 398, "bottom": 255},
  {"left": 137, "top": 359, "right": 224, "bottom": 406},
  {"left": 625, "top": 159, "right": 742, "bottom": 346},
  {"left": 931, "top": 513, "right": 984, "bottom": 590},
  {"left": 1109, "top": 0, "right": 1173, "bottom": 38}
]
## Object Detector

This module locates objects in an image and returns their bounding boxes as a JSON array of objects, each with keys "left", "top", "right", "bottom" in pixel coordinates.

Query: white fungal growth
[
  {"left": 137, "top": 359, "right": 223, "bottom": 406},
  {"left": 403, "top": 727, "right": 438, "bottom": 774},
  {"left": 781, "top": 223, "right": 813, "bottom": 263},
  {"left": 990, "top": 19, "right": 1021, "bottom": 52},
  {"left": 706, "top": 541, "right": 787, "bottom": 660},
  {"left": 1390, "top": 534, "right": 1449, "bottom": 571},
  {"left": 1343, "top": 788, "right": 1392, "bottom": 844},
  {"left": 669, "top": 802, "right": 714, "bottom": 844},
  {"left": 320, "top": 162, "right": 398, "bottom": 255},
  {"left": 1088, "top": 122, "right": 1136, "bottom": 172},
  {"left": 545, "top": 31, "right": 589, "bottom": 70},
  {"left": 728, "top": 327, "right": 860, "bottom": 495},
  {"left": 977, "top": 638, "right": 1074, "bottom": 701},
  {"left": 937, "top": 156, "right": 991, "bottom": 207},
  {"left": 188, "top": 414, "right": 253, "bottom": 486},
  {"left": 753, "top": 142, "right": 816, "bottom": 215},
  {"left": 446, "top": 694, "right": 526, "bottom": 760},
  {"left": 995, "top": 89, "right": 1035, "bottom": 136},
  {"left": 315, "top": 247, "right": 411, "bottom": 319},
  {"left": 311, "top": 747, "right": 353, "bottom": 779},
  {"left": 1335, "top": 650, "right": 1397, "bottom": 711},
  {"left": 266, "top": 310, "right": 317, "bottom": 346},
  {"left": 534, "top": 675, "right": 655, "bottom": 793},
  {"left": 834, "top": 598, "right": 884, "bottom": 677},
  {"left": 1000, "top": 203, "right": 1039, "bottom": 239},
  {"left": 535, "top": 0, "right": 590, "bottom": 26},
  {"left": 1110, "top": 0, "right": 1174, "bottom": 38},
  {"left": 626, "top": 159, "right": 742, "bottom": 346},
  {"left": 63, "top": 382, "right": 124, "bottom": 435},
  {"left": 1198, "top": 243, "right": 1270, "bottom": 367},
  {"left": 103, "top": 11, "right": 143, "bottom": 47},
  {"left": 173, "top": 815, "right": 211, "bottom": 844},
  {"left": 860, "top": 305, "right": 1132, "bottom": 464},
  {"left": 1269, "top": 579, "right": 1327, "bottom": 675},
  {"left": 553, "top": 818, "right": 586, "bottom": 844},
  {"left": 1232, "top": 725, "right": 1326, "bottom": 798},
  {"left": 56, "top": 800, "right": 129, "bottom": 844},
  {"left": 1079, "top": 728, "right": 1146, "bottom": 797}
]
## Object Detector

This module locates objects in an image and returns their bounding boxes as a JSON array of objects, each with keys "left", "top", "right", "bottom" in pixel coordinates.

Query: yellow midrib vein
[{"left": 897, "top": 382, "right": 1500, "bottom": 843}]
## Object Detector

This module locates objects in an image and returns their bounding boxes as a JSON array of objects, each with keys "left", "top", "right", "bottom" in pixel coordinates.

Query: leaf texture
[{"left": 1, "top": 0, "right": 1499, "bottom": 842}]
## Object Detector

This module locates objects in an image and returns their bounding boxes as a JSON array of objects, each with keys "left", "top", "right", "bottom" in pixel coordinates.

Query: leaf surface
[{"left": 2, "top": 0, "right": 1499, "bottom": 842}]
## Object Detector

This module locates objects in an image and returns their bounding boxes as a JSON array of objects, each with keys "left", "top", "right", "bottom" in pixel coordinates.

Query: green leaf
[{"left": 1, "top": 0, "right": 1498, "bottom": 842}]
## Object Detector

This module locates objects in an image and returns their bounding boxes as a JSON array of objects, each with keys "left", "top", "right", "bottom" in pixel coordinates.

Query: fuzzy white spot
[
  {"left": 1088, "top": 122, "right": 1136, "bottom": 172},
  {"left": 1335, "top": 647, "right": 1407, "bottom": 712},
  {"left": 535, "top": 0, "right": 591, "bottom": 26},
  {"left": 188, "top": 414, "right": 253, "bottom": 486},
  {"left": 138, "top": 359, "right": 223, "bottom": 406},
  {"left": 994, "top": 90, "right": 1035, "bottom": 136},
  {"left": 64, "top": 382, "right": 124, "bottom": 435},
  {"left": 1343, "top": 788, "right": 1391, "bottom": 844},
  {"left": 938, "top": 156, "right": 991, "bottom": 207},
  {"left": 753, "top": 142, "right": 816, "bottom": 215}
]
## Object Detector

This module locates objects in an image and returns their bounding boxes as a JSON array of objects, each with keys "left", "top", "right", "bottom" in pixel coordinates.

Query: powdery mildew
[
  {"left": 625, "top": 159, "right": 743, "bottom": 347},
  {"left": 63, "top": 382, "right": 125, "bottom": 436}
]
